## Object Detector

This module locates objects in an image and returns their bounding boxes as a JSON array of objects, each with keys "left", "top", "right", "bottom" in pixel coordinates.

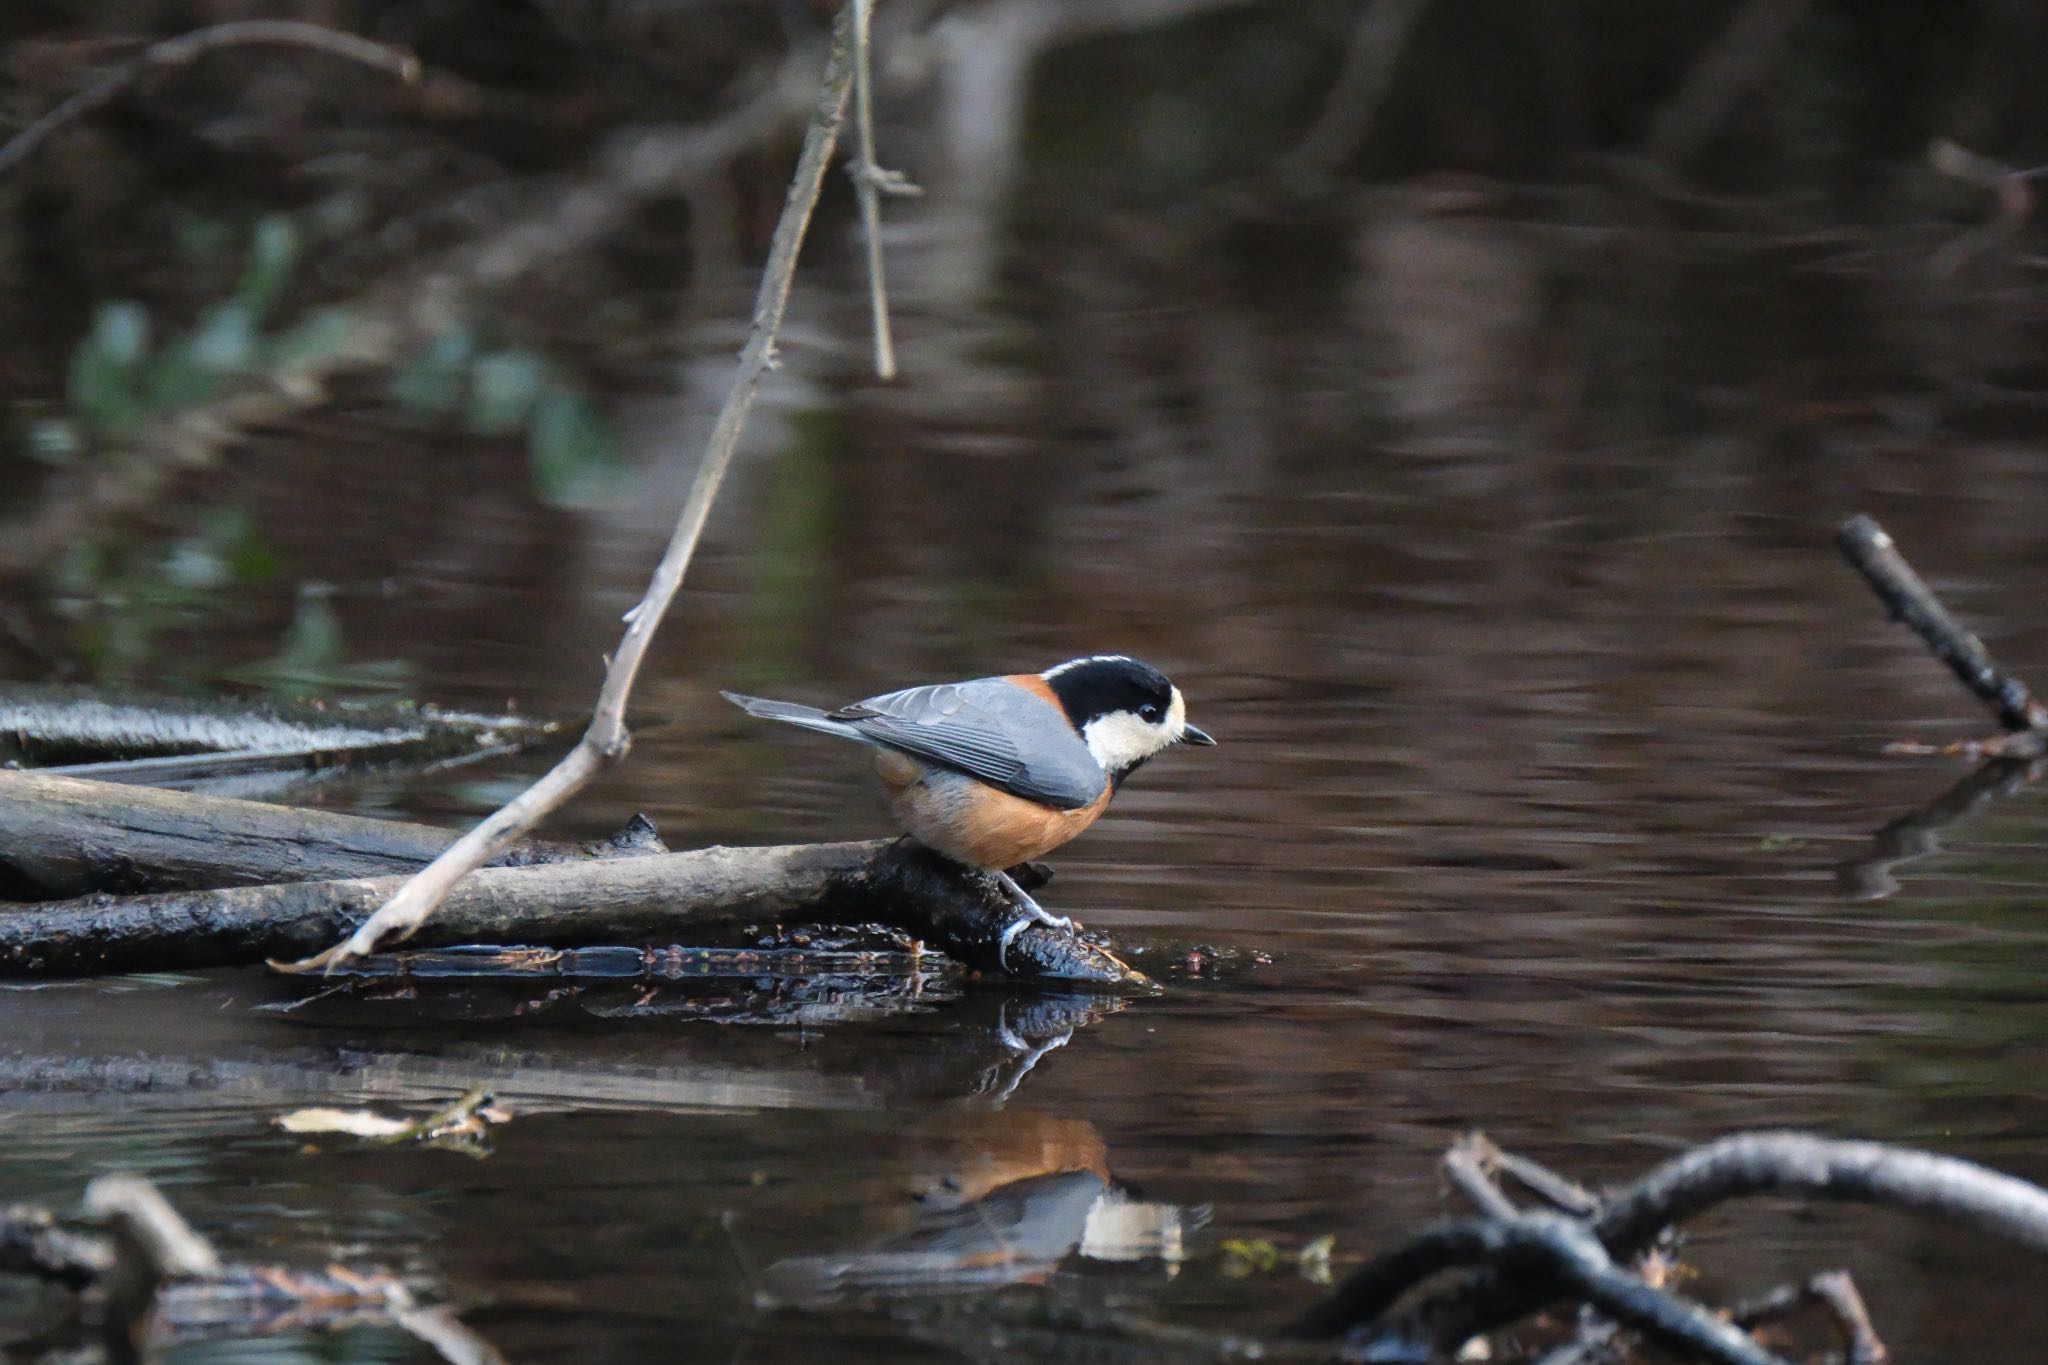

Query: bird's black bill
[{"left": 1181, "top": 723, "right": 1216, "bottom": 746}]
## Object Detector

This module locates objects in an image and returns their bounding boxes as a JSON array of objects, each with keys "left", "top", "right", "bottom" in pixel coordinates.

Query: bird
[{"left": 723, "top": 655, "right": 1215, "bottom": 962}]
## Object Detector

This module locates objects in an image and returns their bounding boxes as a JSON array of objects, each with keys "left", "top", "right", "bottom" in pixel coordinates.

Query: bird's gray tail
[{"left": 720, "top": 691, "right": 864, "bottom": 741}]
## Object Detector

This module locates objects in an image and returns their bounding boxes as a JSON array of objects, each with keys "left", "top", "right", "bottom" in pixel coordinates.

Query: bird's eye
[{"left": 1138, "top": 703, "right": 1161, "bottom": 722}]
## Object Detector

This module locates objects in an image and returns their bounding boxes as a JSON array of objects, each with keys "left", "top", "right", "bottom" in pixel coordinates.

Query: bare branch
[
  {"left": 1299, "top": 1131, "right": 2048, "bottom": 1360},
  {"left": 1837, "top": 513, "right": 2048, "bottom": 736},
  {"left": 1442, "top": 1133, "right": 1520, "bottom": 1220},
  {"left": 287, "top": 7, "right": 861, "bottom": 972},
  {"left": 0, "top": 20, "right": 420, "bottom": 180},
  {"left": 1592, "top": 1131, "right": 2048, "bottom": 1261}
]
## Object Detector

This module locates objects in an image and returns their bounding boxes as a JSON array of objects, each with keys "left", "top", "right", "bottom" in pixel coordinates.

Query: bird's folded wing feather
[{"left": 830, "top": 680, "right": 1102, "bottom": 809}]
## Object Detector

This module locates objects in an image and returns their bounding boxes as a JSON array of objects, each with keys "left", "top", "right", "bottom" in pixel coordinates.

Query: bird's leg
[
  {"left": 995, "top": 869, "right": 1073, "bottom": 931},
  {"left": 993, "top": 869, "right": 1074, "bottom": 968}
]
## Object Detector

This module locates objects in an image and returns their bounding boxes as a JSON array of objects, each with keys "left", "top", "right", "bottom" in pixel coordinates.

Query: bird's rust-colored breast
[
  {"left": 943, "top": 779, "right": 1111, "bottom": 868},
  {"left": 872, "top": 739, "right": 1110, "bottom": 869}
]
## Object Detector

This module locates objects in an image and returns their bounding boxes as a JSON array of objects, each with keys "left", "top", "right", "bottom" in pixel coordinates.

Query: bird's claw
[{"left": 993, "top": 870, "right": 1076, "bottom": 968}]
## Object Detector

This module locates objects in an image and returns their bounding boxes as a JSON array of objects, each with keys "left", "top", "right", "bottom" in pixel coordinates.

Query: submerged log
[{"left": 0, "top": 773, "right": 1144, "bottom": 984}]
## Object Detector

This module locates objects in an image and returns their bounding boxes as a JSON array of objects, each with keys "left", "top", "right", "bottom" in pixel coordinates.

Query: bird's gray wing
[{"left": 829, "top": 678, "right": 1103, "bottom": 809}]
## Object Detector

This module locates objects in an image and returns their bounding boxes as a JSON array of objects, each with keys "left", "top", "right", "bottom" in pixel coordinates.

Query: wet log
[
  {"left": 0, "top": 770, "right": 649, "bottom": 899},
  {"left": 0, "top": 834, "right": 1143, "bottom": 986}
]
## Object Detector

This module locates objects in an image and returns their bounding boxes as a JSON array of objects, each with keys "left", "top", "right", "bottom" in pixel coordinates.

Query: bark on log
[
  {"left": 0, "top": 836, "right": 1143, "bottom": 985},
  {"left": 0, "top": 770, "right": 648, "bottom": 898}
]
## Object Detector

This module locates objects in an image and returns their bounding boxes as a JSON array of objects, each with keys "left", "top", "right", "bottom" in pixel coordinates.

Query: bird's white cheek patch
[
  {"left": 1168, "top": 688, "right": 1187, "bottom": 738},
  {"left": 1083, "top": 711, "right": 1173, "bottom": 772}
]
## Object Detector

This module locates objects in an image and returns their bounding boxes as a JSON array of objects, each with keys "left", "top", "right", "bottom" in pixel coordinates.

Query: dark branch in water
[
  {"left": 1835, "top": 757, "right": 2041, "bottom": 900},
  {"left": 1837, "top": 513, "right": 2048, "bottom": 737},
  {"left": 1295, "top": 1131, "right": 2048, "bottom": 1362},
  {"left": 1290, "top": 1213, "right": 1785, "bottom": 1365},
  {"left": 0, "top": 20, "right": 419, "bottom": 180},
  {"left": 0, "top": 774, "right": 1142, "bottom": 984}
]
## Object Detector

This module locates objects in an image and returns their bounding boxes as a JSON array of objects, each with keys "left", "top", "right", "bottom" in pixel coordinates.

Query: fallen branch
[
  {"left": 0, "top": 837, "right": 1143, "bottom": 984},
  {"left": 1295, "top": 1131, "right": 2048, "bottom": 1361},
  {"left": 0, "top": 689, "right": 554, "bottom": 791},
  {"left": 0, "top": 769, "right": 655, "bottom": 899},
  {"left": 0, "top": 20, "right": 420, "bottom": 180},
  {"left": 1837, "top": 513, "right": 2048, "bottom": 748},
  {"left": 296, "top": 3, "right": 862, "bottom": 971},
  {"left": 1293, "top": 1213, "right": 1782, "bottom": 1365}
]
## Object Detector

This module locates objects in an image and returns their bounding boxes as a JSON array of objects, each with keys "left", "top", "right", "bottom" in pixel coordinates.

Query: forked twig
[
  {"left": 848, "top": 0, "right": 919, "bottom": 380},
  {"left": 0, "top": 20, "right": 420, "bottom": 179},
  {"left": 287, "top": 7, "right": 860, "bottom": 971}
]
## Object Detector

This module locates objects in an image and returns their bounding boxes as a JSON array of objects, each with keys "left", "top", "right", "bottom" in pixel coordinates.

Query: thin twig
[
  {"left": 1442, "top": 1133, "right": 1520, "bottom": 1220},
  {"left": 1277, "top": 0, "right": 1436, "bottom": 190},
  {"left": 1731, "top": 1270, "right": 1889, "bottom": 1365},
  {"left": 1496, "top": 1147, "right": 1603, "bottom": 1218},
  {"left": 0, "top": 21, "right": 420, "bottom": 180},
  {"left": 1837, "top": 514, "right": 2048, "bottom": 736},
  {"left": 1639, "top": 0, "right": 1814, "bottom": 174},
  {"left": 83, "top": 1176, "right": 221, "bottom": 1280},
  {"left": 288, "top": 8, "right": 861, "bottom": 971},
  {"left": 848, "top": 0, "right": 917, "bottom": 380}
]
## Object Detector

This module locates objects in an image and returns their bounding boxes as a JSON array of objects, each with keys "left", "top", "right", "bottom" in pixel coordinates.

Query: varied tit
[{"left": 723, "top": 655, "right": 1215, "bottom": 962}]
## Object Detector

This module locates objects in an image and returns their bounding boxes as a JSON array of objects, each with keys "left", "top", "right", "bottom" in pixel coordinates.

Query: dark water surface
[{"left": 11, "top": 176, "right": 2048, "bottom": 1360}]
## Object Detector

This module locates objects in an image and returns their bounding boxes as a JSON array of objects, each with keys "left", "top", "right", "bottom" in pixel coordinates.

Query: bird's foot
[{"left": 993, "top": 869, "right": 1076, "bottom": 968}]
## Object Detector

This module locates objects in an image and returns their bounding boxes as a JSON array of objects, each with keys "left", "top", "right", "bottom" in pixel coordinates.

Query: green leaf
[
  {"left": 66, "top": 301, "right": 152, "bottom": 434},
  {"left": 527, "top": 389, "right": 622, "bottom": 504},
  {"left": 24, "top": 417, "right": 82, "bottom": 465},
  {"left": 235, "top": 213, "right": 301, "bottom": 321},
  {"left": 266, "top": 306, "right": 358, "bottom": 375},
  {"left": 389, "top": 326, "right": 477, "bottom": 419},
  {"left": 143, "top": 341, "right": 225, "bottom": 410},
  {"left": 465, "top": 350, "right": 549, "bottom": 435},
  {"left": 186, "top": 301, "right": 259, "bottom": 373}
]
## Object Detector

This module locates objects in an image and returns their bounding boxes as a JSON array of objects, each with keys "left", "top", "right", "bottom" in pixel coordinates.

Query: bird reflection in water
[{"left": 756, "top": 1110, "right": 1193, "bottom": 1307}]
